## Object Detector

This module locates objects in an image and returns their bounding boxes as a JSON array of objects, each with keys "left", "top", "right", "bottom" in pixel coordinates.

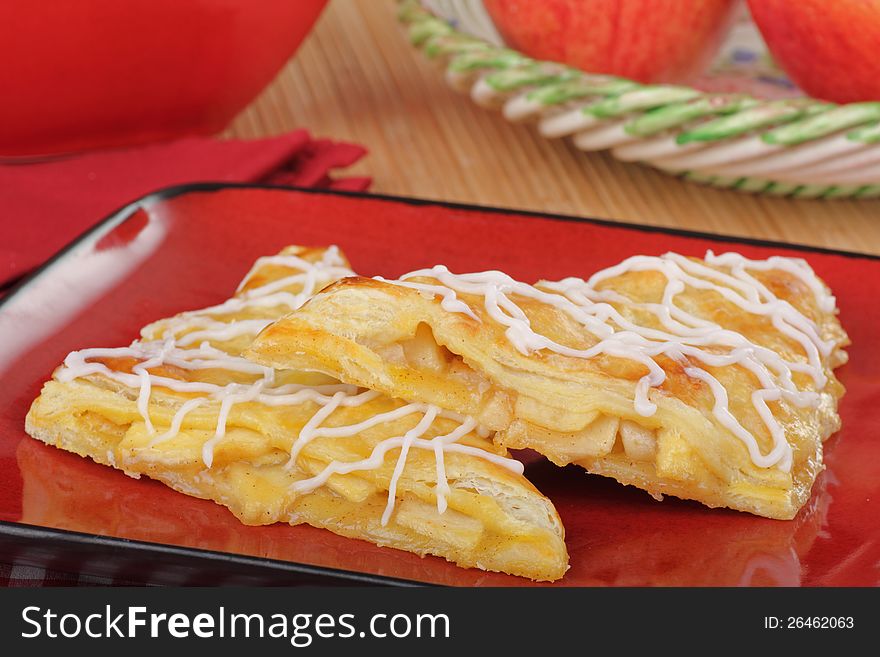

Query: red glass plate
[{"left": 1, "top": 185, "right": 877, "bottom": 586}]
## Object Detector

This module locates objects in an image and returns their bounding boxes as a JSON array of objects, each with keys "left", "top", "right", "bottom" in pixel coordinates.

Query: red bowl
[{"left": 0, "top": 0, "right": 327, "bottom": 158}]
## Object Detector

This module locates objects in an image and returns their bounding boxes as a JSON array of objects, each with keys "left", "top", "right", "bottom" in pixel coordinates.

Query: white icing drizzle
[
  {"left": 392, "top": 251, "right": 839, "bottom": 472},
  {"left": 149, "top": 397, "right": 206, "bottom": 447},
  {"left": 385, "top": 406, "right": 439, "bottom": 523},
  {"left": 235, "top": 246, "right": 348, "bottom": 293},
  {"left": 284, "top": 392, "right": 520, "bottom": 517},
  {"left": 152, "top": 245, "right": 356, "bottom": 344},
  {"left": 56, "top": 246, "right": 519, "bottom": 524},
  {"left": 373, "top": 277, "right": 481, "bottom": 321}
]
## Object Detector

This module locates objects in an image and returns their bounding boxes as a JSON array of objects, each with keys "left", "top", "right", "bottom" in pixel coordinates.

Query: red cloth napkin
[{"left": 0, "top": 130, "right": 370, "bottom": 290}]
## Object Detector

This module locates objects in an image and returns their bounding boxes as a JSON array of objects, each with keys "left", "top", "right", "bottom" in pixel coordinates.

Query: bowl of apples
[{"left": 401, "top": 0, "right": 880, "bottom": 199}]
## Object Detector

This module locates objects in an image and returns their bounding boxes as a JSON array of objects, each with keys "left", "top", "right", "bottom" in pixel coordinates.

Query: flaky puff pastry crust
[
  {"left": 247, "top": 255, "right": 848, "bottom": 520},
  {"left": 25, "top": 246, "right": 568, "bottom": 582}
]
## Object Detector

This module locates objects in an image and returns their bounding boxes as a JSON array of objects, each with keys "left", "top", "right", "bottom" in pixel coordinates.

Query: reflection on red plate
[{"left": 1, "top": 185, "right": 877, "bottom": 586}]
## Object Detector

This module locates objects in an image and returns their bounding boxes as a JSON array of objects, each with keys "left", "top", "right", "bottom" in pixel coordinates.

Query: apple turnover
[
  {"left": 247, "top": 251, "right": 848, "bottom": 520},
  {"left": 25, "top": 246, "right": 568, "bottom": 581}
]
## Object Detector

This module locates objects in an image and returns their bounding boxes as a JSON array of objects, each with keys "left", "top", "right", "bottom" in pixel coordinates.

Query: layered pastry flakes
[
  {"left": 25, "top": 246, "right": 569, "bottom": 581},
  {"left": 247, "top": 251, "right": 848, "bottom": 520}
]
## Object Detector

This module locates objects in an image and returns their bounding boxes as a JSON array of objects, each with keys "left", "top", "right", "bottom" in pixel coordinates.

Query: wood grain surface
[{"left": 226, "top": 0, "right": 880, "bottom": 256}]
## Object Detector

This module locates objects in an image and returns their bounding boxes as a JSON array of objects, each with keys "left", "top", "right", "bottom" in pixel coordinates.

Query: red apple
[
  {"left": 747, "top": 0, "right": 880, "bottom": 103},
  {"left": 482, "top": 0, "right": 739, "bottom": 83}
]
